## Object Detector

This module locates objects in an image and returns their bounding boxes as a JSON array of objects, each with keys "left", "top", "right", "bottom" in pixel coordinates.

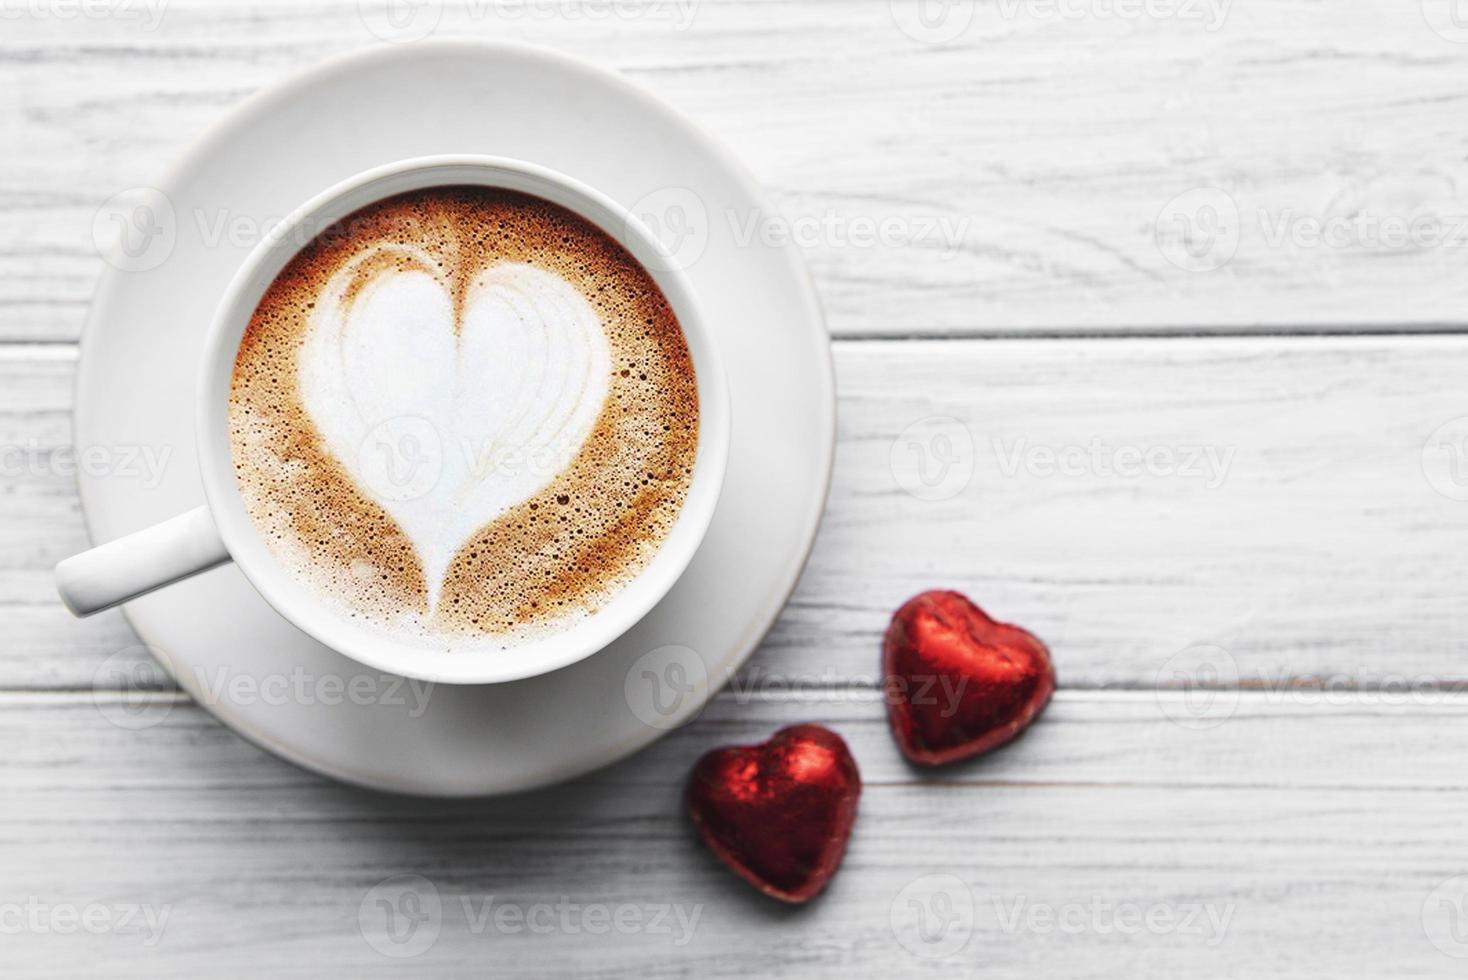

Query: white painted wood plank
[
  {"left": 0, "top": 349, "right": 147, "bottom": 685},
  {"left": 7, "top": 335, "right": 1468, "bottom": 689},
  {"left": 807, "top": 333, "right": 1468, "bottom": 689},
  {"left": 5, "top": 1, "right": 1468, "bottom": 339},
  {"left": 1, "top": 690, "right": 1465, "bottom": 977},
  {"left": 10, "top": 10, "right": 1467, "bottom": 980}
]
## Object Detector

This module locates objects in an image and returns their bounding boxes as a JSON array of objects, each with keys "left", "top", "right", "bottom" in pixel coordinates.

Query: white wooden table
[{"left": 7, "top": 1, "right": 1468, "bottom": 975}]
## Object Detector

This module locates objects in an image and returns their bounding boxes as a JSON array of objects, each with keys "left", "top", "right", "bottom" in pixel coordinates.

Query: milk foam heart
[
  {"left": 229, "top": 186, "right": 698, "bottom": 647},
  {"left": 297, "top": 245, "right": 612, "bottom": 612}
]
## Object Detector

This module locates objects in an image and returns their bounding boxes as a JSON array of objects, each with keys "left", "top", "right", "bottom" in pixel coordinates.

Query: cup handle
[{"left": 55, "top": 505, "right": 231, "bottom": 617}]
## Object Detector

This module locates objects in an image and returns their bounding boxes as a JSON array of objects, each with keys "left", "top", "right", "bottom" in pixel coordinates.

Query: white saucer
[{"left": 75, "top": 41, "right": 833, "bottom": 796}]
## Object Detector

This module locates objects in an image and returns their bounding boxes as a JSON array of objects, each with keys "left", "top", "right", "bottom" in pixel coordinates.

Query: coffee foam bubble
[{"left": 228, "top": 187, "right": 698, "bottom": 649}]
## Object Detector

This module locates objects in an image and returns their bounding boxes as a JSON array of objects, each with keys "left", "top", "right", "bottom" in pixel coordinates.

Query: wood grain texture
[
  {"left": 8, "top": 335, "right": 1468, "bottom": 690},
  {"left": 2, "top": 690, "right": 1466, "bottom": 977},
  {"left": 6, "top": 10, "right": 1468, "bottom": 978},
  {"left": 5, "top": 0, "right": 1468, "bottom": 340}
]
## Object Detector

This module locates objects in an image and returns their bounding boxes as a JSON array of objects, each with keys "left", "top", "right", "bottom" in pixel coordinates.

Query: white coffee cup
[{"left": 56, "top": 156, "right": 730, "bottom": 685}]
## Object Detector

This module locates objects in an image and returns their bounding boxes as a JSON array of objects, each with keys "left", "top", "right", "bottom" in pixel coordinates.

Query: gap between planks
[
  {"left": 10, "top": 688, "right": 1468, "bottom": 707},
  {"left": 13, "top": 327, "right": 1468, "bottom": 358}
]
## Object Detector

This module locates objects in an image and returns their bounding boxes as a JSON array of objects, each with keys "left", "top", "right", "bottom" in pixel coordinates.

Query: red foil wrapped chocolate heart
[
  {"left": 883, "top": 590, "right": 1056, "bottom": 766},
  {"left": 686, "top": 724, "right": 861, "bottom": 903}
]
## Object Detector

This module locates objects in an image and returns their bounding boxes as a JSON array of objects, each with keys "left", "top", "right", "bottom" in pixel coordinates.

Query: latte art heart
[
  {"left": 297, "top": 246, "right": 612, "bottom": 612},
  {"left": 228, "top": 187, "right": 698, "bottom": 648}
]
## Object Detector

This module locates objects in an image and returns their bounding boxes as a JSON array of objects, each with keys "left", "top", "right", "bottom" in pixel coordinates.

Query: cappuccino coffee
[{"left": 228, "top": 186, "right": 699, "bottom": 648}]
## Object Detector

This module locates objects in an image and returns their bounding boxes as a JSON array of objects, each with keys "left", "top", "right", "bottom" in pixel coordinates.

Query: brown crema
[{"left": 228, "top": 186, "right": 699, "bottom": 647}]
